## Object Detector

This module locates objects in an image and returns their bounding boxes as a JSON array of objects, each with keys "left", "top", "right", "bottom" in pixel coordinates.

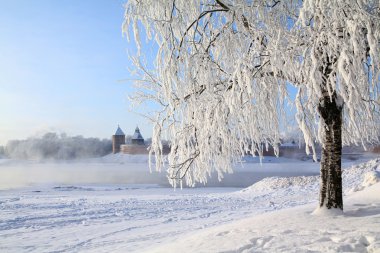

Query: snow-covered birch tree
[{"left": 123, "top": 0, "right": 380, "bottom": 210}]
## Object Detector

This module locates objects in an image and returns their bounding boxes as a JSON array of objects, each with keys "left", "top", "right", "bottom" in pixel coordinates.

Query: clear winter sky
[{"left": 0, "top": 0, "right": 152, "bottom": 145}]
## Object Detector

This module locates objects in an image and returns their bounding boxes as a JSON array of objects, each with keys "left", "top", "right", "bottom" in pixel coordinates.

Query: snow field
[
  {"left": 151, "top": 159, "right": 380, "bottom": 253},
  {"left": 0, "top": 157, "right": 379, "bottom": 252},
  {"left": 152, "top": 183, "right": 380, "bottom": 253}
]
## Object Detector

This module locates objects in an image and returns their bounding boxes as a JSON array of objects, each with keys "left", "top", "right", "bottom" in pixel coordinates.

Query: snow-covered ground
[
  {"left": 0, "top": 154, "right": 379, "bottom": 252},
  {"left": 152, "top": 181, "right": 380, "bottom": 253}
]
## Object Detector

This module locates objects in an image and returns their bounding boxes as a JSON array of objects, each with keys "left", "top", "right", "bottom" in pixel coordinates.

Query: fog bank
[
  {"left": 0, "top": 155, "right": 168, "bottom": 190},
  {"left": 4, "top": 132, "right": 112, "bottom": 160}
]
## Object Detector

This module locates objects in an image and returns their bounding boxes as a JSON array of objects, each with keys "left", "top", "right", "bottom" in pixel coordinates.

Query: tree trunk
[{"left": 318, "top": 93, "right": 343, "bottom": 210}]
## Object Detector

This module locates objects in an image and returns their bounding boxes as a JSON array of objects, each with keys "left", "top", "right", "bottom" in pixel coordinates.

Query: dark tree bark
[{"left": 318, "top": 92, "right": 343, "bottom": 210}]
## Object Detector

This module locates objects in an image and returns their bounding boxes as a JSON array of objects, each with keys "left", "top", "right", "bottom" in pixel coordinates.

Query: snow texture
[{"left": 0, "top": 157, "right": 379, "bottom": 252}]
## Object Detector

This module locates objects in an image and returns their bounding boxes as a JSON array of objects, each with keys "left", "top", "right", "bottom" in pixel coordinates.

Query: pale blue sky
[{"left": 0, "top": 0, "right": 152, "bottom": 145}]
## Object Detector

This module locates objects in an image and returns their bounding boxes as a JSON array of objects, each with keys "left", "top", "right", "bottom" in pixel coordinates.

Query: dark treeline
[{"left": 4, "top": 132, "right": 112, "bottom": 160}]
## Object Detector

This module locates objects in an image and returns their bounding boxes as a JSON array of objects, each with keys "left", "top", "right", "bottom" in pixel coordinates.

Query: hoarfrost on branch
[{"left": 123, "top": 0, "right": 380, "bottom": 187}]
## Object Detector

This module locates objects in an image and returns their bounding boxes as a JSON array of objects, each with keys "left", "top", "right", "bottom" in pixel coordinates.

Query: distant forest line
[
  {"left": 0, "top": 132, "right": 157, "bottom": 160},
  {"left": 0, "top": 132, "right": 112, "bottom": 160}
]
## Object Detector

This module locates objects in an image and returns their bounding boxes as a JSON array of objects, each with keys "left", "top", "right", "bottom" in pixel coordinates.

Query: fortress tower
[
  {"left": 112, "top": 125, "right": 125, "bottom": 153},
  {"left": 131, "top": 126, "right": 145, "bottom": 145}
]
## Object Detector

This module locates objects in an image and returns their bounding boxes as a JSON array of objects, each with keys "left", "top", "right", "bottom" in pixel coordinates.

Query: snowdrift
[{"left": 150, "top": 158, "right": 380, "bottom": 253}]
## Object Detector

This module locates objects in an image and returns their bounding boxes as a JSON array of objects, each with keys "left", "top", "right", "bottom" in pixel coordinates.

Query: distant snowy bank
[{"left": 241, "top": 158, "right": 380, "bottom": 195}]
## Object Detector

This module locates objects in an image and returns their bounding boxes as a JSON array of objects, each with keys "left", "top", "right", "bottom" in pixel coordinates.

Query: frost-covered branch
[{"left": 124, "top": 0, "right": 380, "bottom": 187}]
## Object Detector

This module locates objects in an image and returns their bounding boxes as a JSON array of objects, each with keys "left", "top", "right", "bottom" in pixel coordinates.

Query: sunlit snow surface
[{"left": 0, "top": 154, "right": 379, "bottom": 252}]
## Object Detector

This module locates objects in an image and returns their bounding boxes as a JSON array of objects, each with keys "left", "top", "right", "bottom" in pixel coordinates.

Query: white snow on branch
[{"left": 124, "top": 0, "right": 380, "bottom": 186}]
